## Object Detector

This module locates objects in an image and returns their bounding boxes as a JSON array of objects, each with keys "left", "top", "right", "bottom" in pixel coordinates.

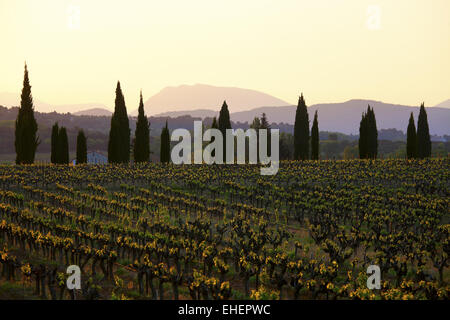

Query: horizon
[
  {"left": 1, "top": 85, "right": 449, "bottom": 115},
  {"left": 1, "top": 0, "right": 449, "bottom": 112}
]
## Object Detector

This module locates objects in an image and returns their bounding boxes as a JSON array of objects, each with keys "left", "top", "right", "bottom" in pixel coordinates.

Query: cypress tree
[
  {"left": 311, "top": 111, "right": 319, "bottom": 160},
  {"left": 211, "top": 117, "right": 218, "bottom": 158},
  {"left": 367, "top": 106, "right": 378, "bottom": 159},
  {"left": 51, "top": 122, "right": 59, "bottom": 164},
  {"left": 260, "top": 113, "right": 271, "bottom": 156},
  {"left": 160, "top": 121, "right": 170, "bottom": 163},
  {"left": 406, "top": 112, "right": 417, "bottom": 159},
  {"left": 417, "top": 103, "right": 431, "bottom": 158},
  {"left": 293, "top": 94, "right": 309, "bottom": 160},
  {"left": 218, "top": 101, "right": 232, "bottom": 162},
  {"left": 15, "top": 63, "right": 39, "bottom": 164},
  {"left": 250, "top": 116, "right": 261, "bottom": 162},
  {"left": 76, "top": 130, "right": 87, "bottom": 164},
  {"left": 108, "top": 81, "right": 130, "bottom": 163},
  {"left": 359, "top": 111, "right": 368, "bottom": 159},
  {"left": 133, "top": 91, "right": 150, "bottom": 163},
  {"left": 359, "top": 105, "right": 378, "bottom": 159},
  {"left": 58, "top": 127, "right": 69, "bottom": 164}
]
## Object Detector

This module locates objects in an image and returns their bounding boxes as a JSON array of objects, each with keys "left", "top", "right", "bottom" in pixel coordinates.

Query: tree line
[{"left": 14, "top": 65, "right": 433, "bottom": 164}]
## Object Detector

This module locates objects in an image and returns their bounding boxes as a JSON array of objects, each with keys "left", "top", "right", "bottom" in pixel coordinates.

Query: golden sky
[{"left": 0, "top": 0, "right": 449, "bottom": 111}]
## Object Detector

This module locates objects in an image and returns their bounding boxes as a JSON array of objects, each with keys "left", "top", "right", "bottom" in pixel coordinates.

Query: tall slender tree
[
  {"left": 406, "top": 112, "right": 417, "bottom": 159},
  {"left": 15, "top": 63, "right": 39, "bottom": 164},
  {"left": 218, "top": 101, "right": 232, "bottom": 162},
  {"left": 160, "top": 121, "right": 170, "bottom": 163},
  {"left": 367, "top": 106, "right": 378, "bottom": 159},
  {"left": 76, "top": 130, "right": 87, "bottom": 164},
  {"left": 108, "top": 81, "right": 130, "bottom": 163},
  {"left": 51, "top": 122, "right": 59, "bottom": 164},
  {"left": 416, "top": 103, "right": 431, "bottom": 158},
  {"left": 211, "top": 117, "right": 218, "bottom": 158},
  {"left": 293, "top": 94, "right": 309, "bottom": 160},
  {"left": 311, "top": 111, "right": 319, "bottom": 160},
  {"left": 250, "top": 116, "right": 261, "bottom": 161},
  {"left": 58, "top": 127, "right": 69, "bottom": 164},
  {"left": 359, "top": 105, "right": 378, "bottom": 159},
  {"left": 133, "top": 91, "right": 150, "bottom": 163},
  {"left": 260, "top": 113, "right": 271, "bottom": 156},
  {"left": 359, "top": 111, "right": 368, "bottom": 159}
]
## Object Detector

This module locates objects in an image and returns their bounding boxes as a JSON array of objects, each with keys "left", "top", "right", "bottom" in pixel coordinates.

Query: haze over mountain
[
  {"left": 1, "top": 87, "right": 449, "bottom": 135},
  {"left": 73, "top": 108, "right": 113, "bottom": 116},
  {"left": 155, "top": 99, "right": 450, "bottom": 136},
  {"left": 133, "top": 84, "right": 290, "bottom": 116},
  {"left": 0, "top": 92, "right": 111, "bottom": 115},
  {"left": 433, "top": 99, "right": 450, "bottom": 109}
]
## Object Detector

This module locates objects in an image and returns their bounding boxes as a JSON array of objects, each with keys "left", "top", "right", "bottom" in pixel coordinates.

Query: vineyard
[{"left": 0, "top": 159, "right": 448, "bottom": 300}]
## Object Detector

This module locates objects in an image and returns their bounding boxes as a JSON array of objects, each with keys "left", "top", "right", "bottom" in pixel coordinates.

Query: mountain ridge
[{"left": 152, "top": 99, "right": 450, "bottom": 135}]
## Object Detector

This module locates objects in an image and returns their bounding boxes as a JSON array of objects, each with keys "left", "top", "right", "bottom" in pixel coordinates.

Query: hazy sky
[{"left": 1, "top": 0, "right": 449, "bottom": 111}]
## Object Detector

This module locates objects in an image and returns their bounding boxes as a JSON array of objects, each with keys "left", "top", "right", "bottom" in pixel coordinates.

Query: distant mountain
[
  {"left": 0, "top": 92, "right": 111, "bottom": 114},
  {"left": 231, "top": 100, "right": 450, "bottom": 135},
  {"left": 153, "top": 109, "right": 218, "bottom": 118},
  {"left": 154, "top": 99, "right": 450, "bottom": 135},
  {"left": 1, "top": 89, "right": 448, "bottom": 135},
  {"left": 433, "top": 99, "right": 450, "bottom": 109},
  {"left": 73, "top": 108, "right": 112, "bottom": 116},
  {"left": 132, "top": 84, "right": 290, "bottom": 116}
]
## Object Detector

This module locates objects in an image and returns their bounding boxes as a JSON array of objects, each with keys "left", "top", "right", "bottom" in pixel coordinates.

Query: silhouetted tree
[
  {"left": 210, "top": 117, "right": 218, "bottom": 158},
  {"left": 133, "top": 91, "right": 150, "bottom": 163},
  {"left": 260, "top": 113, "right": 271, "bottom": 156},
  {"left": 15, "top": 64, "right": 39, "bottom": 164},
  {"left": 311, "top": 111, "right": 319, "bottom": 160},
  {"left": 249, "top": 117, "right": 261, "bottom": 161},
  {"left": 108, "top": 81, "right": 130, "bottom": 163},
  {"left": 406, "top": 112, "right": 417, "bottom": 159},
  {"left": 57, "top": 127, "right": 69, "bottom": 164},
  {"left": 76, "top": 130, "right": 87, "bottom": 164},
  {"left": 218, "top": 101, "right": 232, "bottom": 162},
  {"left": 51, "top": 122, "right": 59, "bottom": 164},
  {"left": 359, "top": 105, "right": 378, "bottom": 159},
  {"left": 293, "top": 94, "right": 309, "bottom": 160},
  {"left": 367, "top": 106, "right": 378, "bottom": 159},
  {"left": 416, "top": 103, "right": 431, "bottom": 158},
  {"left": 160, "top": 121, "right": 170, "bottom": 163},
  {"left": 359, "top": 111, "right": 368, "bottom": 159}
]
